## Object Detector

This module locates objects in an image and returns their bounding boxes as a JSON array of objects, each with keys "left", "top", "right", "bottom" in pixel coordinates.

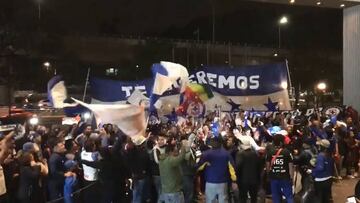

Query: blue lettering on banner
[
  {"left": 188, "top": 63, "right": 288, "bottom": 96},
  {"left": 90, "top": 62, "right": 289, "bottom": 102},
  {"left": 90, "top": 77, "right": 153, "bottom": 102}
]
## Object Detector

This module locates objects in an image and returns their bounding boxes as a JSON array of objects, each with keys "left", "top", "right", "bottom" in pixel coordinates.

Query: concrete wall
[
  {"left": 344, "top": 5, "right": 360, "bottom": 110},
  {"left": 0, "top": 85, "right": 9, "bottom": 106}
]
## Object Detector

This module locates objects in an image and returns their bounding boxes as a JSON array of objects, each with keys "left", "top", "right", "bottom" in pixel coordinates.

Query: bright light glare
[
  {"left": 83, "top": 112, "right": 91, "bottom": 120},
  {"left": 279, "top": 16, "right": 288, "bottom": 24},
  {"left": 281, "top": 81, "right": 288, "bottom": 89},
  {"left": 317, "top": 82, "right": 327, "bottom": 91},
  {"left": 43, "top": 62, "right": 50, "bottom": 67},
  {"left": 290, "top": 0, "right": 295, "bottom": 3},
  {"left": 29, "top": 117, "right": 39, "bottom": 125}
]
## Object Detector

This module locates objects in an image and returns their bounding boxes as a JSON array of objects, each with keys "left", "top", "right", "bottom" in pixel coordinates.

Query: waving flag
[
  {"left": 177, "top": 83, "right": 213, "bottom": 117},
  {"left": 184, "top": 83, "right": 214, "bottom": 102},
  {"left": 127, "top": 89, "right": 149, "bottom": 107},
  {"left": 149, "top": 61, "right": 189, "bottom": 114},
  {"left": 62, "top": 100, "right": 88, "bottom": 117},
  {"left": 47, "top": 75, "right": 67, "bottom": 108},
  {"left": 88, "top": 62, "right": 290, "bottom": 112},
  {"left": 72, "top": 98, "right": 146, "bottom": 137}
]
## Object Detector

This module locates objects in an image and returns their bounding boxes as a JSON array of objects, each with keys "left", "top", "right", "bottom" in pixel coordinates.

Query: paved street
[
  {"left": 332, "top": 178, "right": 358, "bottom": 203},
  {"left": 263, "top": 178, "right": 358, "bottom": 203}
]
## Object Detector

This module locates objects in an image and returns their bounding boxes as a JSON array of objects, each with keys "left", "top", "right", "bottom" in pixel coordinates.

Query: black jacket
[
  {"left": 236, "top": 149, "right": 262, "bottom": 185},
  {"left": 124, "top": 146, "right": 151, "bottom": 180},
  {"left": 17, "top": 166, "right": 41, "bottom": 202},
  {"left": 48, "top": 153, "right": 65, "bottom": 187}
]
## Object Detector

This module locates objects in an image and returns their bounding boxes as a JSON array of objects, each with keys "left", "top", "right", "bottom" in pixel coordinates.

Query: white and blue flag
[
  {"left": 149, "top": 61, "right": 189, "bottom": 114},
  {"left": 88, "top": 62, "right": 291, "bottom": 112},
  {"left": 189, "top": 62, "right": 291, "bottom": 111},
  {"left": 47, "top": 75, "right": 67, "bottom": 108}
]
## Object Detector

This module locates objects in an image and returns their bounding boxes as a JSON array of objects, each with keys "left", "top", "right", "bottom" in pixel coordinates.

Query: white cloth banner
[{"left": 72, "top": 98, "right": 146, "bottom": 137}]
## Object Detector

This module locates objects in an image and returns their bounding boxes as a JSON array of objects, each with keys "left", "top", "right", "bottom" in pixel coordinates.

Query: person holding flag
[{"left": 158, "top": 136, "right": 190, "bottom": 203}]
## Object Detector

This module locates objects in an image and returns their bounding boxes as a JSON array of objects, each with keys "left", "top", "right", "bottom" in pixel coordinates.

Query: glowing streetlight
[
  {"left": 29, "top": 117, "right": 39, "bottom": 125},
  {"left": 35, "top": 0, "right": 43, "bottom": 20},
  {"left": 278, "top": 16, "right": 288, "bottom": 49},
  {"left": 279, "top": 16, "right": 288, "bottom": 25},
  {"left": 43, "top": 61, "right": 50, "bottom": 67},
  {"left": 290, "top": 0, "right": 295, "bottom": 4},
  {"left": 317, "top": 82, "right": 327, "bottom": 91},
  {"left": 281, "top": 81, "right": 288, "bottom": 89}
]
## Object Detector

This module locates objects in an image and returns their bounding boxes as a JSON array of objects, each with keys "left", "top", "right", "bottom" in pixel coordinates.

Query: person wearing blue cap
[
  {"left": 310, "top": 139, "right": 334, "bottom": 203},
  {"left": 63, "top": 160, "right": 78, "bottom": 203}
]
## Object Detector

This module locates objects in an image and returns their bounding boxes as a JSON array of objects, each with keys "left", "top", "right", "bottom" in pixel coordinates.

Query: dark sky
[
  {"left": 0, "top": 0, "right": 343, "bottom": 91},
  {"left": 3, "top": 0, "right": 342, "bottom": 49}
]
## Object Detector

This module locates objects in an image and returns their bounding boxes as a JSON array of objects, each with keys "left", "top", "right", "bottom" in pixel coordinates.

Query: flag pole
[
  {"left": 82, "top": 68, "right": 91, "bottom": 102},
  {"left": 285, "top": 59, "right": 292, "bottom": 90},
  {"left": 285, "top": 59, "right": 294, "bottom": 109}
]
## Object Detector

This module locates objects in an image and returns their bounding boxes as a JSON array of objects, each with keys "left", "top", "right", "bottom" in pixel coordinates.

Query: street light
[
  {"left": 43, "top": 61, "right": 51, "bottom": 73},
  {"left": 43, "top": 61, "right": 50, "bottom": 67},
  {"left": 35, "top": 0, "right": 43, "bottom": 20},
  {"left": 317, "top": 82, "right": 327, "bottom": 91},
  {"left": 279, "top": 17, "right": 288, "bottom": 25},
  {"left": 278, "top": 16, "right": 288, "bottom": 49},
  {"left": 43, "top": 61, "right": 56, "bottom": 75},
  {"left": 315, "top": 82, "right": 326, "bottom": 108},
  {"left": 29, "top": 117, "right": 39, "bottom": 125}
]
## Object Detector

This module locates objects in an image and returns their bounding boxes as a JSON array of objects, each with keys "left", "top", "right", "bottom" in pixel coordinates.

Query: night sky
[
  {"left": 2, "top": 0, "right": 342, "bottom": 48},
  {"left": 1, "top": 0, "right": 343, "bottom": 90}
]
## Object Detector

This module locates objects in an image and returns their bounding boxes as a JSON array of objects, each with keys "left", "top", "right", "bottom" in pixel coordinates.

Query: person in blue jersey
[
  {"left": 196, "top": 136, "right": 237, "bottom": 203},
  {"left": 311, "top": 139, "right": 334, "bottom": 203},
  {"left": 63, "top": 160, "right": 78, "bottom": 203}
]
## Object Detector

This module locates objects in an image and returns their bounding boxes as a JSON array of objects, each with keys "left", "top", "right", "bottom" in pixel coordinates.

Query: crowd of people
[{"left": 0, "top": 107, "right": 360, "bottom": 203}]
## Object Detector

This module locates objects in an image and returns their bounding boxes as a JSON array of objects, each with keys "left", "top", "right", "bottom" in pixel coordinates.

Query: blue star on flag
[
  {"left": 227, "top": 99, "right": 241, "bottom": 112},
  {"left": 264, "top": 97, "right": 279, "bottom": 112}
]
